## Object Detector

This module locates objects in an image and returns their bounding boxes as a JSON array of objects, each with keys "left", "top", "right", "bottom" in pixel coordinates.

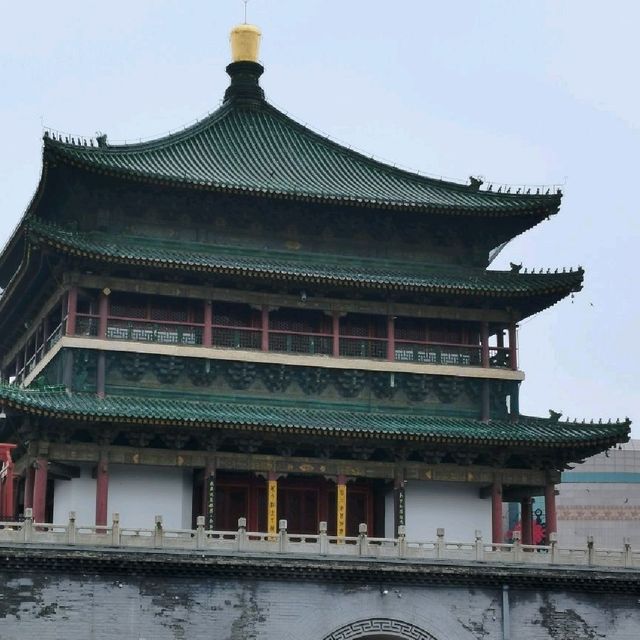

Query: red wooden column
[
  {"left": 98, "top": 290, "right": 109, "bottom": 338},
  {"left": 96, "top": 291, "right": 110, "bottom": 398},
  {"left": 332, "top": 312, "right": 341, "bottom": 358},
  {"left": 545, "top": 481, "right": 558, "bottom": 539},
  {"left": 508, "top": 322, "right": 518, "bottom": 371},
  {"left": 521, "top": 497, "right": 533, "bottom": 545},
  {"left": 95, "top": 455, "right": 109, "bottom": 528},
  {"left": 24, "top": 464, "right": 35, "bottom": 510},
  {"left": 261, "top": 306, "right": 270, "bottom": 352},
  {"left": 0, "top": 444, "right": 16, "bottom": 518},
  {"left": 203, "top": 301, "right": 213, "bottom": 348},
  {"left": 481, "top": 321, "right": 490, "bottom": 368},
  {"left": 491, "top": 476, "right": 503, "bottom": 544},
  {"left": 32, "top": 456, "right": 48, "bottom": 523},
  {"left": 65, "top": 287, "right": 78, "bottom": 336},
  {"left": 386, "top": 316, "right": 395, "bottom": 362}
]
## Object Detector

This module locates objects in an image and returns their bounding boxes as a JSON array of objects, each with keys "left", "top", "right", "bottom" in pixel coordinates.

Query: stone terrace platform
[{"left": 2, "top": 510, "right": 640, "bottom": 590}]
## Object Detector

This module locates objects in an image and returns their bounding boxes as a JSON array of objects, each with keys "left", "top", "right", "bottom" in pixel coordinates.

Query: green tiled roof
[
  {"left": 0, "top": 385, "right": 629, "bottom": 447},
  {"left": 42, "top": 80, "right": 560, "bottom": 216},
  {"left": 29, "top": 218, "right": 583, "bottom": 299}
]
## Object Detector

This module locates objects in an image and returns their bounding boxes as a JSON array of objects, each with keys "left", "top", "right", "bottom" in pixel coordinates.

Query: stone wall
[{"left": 1, "top": 549, "right": 639, "bottom": 640}]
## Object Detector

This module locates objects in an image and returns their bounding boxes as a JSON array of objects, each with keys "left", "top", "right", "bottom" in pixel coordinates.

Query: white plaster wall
[
  {"left": 53, "top": 465, "right": 193, "bottom": 529},
  {"left": 385, "top": 481, "right": 491, "bottom": 541},
  {"left": 108, "top": 465, "right": 193, "bottom": 530},
  {"left": 384, "top": 489, "right": 395, "bottom": 538},
  {"left": 53, "top": 464, "right": 96, "bottom": 525}
]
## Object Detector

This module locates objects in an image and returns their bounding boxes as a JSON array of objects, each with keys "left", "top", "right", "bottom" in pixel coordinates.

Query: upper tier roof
[
  {"left": 25, "top": 218, "right": 583, "bottom": 314},
  {"left": 42, "top": 61, "right": 561, "bottom": 217}
]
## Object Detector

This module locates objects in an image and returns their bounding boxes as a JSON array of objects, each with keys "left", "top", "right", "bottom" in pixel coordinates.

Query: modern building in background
[{"left": 557, "top": 439, "right": 640, "bottom": 548}]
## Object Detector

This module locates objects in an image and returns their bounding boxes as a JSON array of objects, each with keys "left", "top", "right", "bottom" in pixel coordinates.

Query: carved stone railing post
[
  {"left": 237, "top": 517, "right": 247, "bottom": 552},
  {"left": 319, "top": 521, "right": 328, "bottom": 555},
  {"left": 111, "top": 513, "right": 120, "bottom": 546},
  {"left": 436, "top": 528, "right": 445, "bottom": 559},
  {"left": 475, "top": 530, "right": 484, "bottom": 561},
  {"left": 587, "top": 535, "right": 594, "bottom": 566},
  {"left": 23, "top": 507, "right": 33, "bottom": 543},
  {"left": 278, "top": 519, "right": 288, "bottom": 553},
  {"left": 549, "top": 532, "right": 557, "bottom": 564},
  {"left": 67, "top": 511, "right": 77, "bottom": 545},
  {"left": 358, "top": 523, "right": 368, "bottom": 556},
  {"left": 397, "top": 525, "right": 406, "bottom": 558},
  {"left": 154, "top": 515, "right": 163, "bottom": 548},
  {"left": 512, "top": 530, "right": 522, "bottom": 562},
  {"left": 196, "top": 515, "right": 205, "bottom": 549},
  {"left": 623, "top": 537, "right": 632, "bottom": 568}
]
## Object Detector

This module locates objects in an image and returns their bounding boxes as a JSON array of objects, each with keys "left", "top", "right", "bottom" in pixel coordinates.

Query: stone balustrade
[{"left": 1, "top": 509, "right": 638, "bottom": 570}]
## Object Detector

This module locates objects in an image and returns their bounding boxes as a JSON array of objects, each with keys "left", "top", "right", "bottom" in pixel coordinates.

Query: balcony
[
  {"left": 4, "top": 290, "right": 517, "bottom": 386},
  {"left": 70, "top": 313, "right": 512, "bottom": 368}
]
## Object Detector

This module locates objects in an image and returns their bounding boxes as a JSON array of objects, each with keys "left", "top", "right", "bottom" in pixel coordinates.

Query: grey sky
[{"left": 1, "top": 1, "right": 638, "bottom": 435}]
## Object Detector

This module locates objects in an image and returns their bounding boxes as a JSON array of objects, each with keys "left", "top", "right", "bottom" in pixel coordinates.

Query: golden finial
[{"left": 230, "top": 1, "right": 261, "bottom": 62}]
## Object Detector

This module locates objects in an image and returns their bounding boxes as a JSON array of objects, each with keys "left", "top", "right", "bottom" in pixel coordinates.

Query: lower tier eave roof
[{"left": 0, "top": 385, "right": 629, "bottom": 448}]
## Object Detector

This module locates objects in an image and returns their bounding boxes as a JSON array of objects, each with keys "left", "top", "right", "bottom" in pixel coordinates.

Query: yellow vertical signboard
[
  {"left": 268, "top": 477, "right": 278, "bottom": 536},
  {"left": 337, "top": 481, "right": 347, "bottom": 540}
]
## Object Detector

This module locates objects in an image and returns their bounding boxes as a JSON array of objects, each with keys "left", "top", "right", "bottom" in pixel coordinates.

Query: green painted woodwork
[
  {"left": 0, "top": 383, "right": 629, "bottom": 447},
  {"left": 28, "top": 218, "right": 583, "bottom": 298},
  {"left": 43, "top": 93, "right": 560, "bottom": 216}
]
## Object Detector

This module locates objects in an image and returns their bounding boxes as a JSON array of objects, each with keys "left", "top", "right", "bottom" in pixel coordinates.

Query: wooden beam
[
  {"left": 72, "top": 272, "right": 514, "bottom": 323},
  {"left": 50, "top": 336, "right": 525, "bottom": 382},
  {"left": 48, "top": 461, "right": 81, "bottom": 480},
  {"left": 2, "top": 285, "right": 66, "bottom": 369},
  {"left": 482, "top": 485, "right": 544, "bottom": 501},
  {"left": 44, "top": 442, "right": 548, "bottom": 486}
]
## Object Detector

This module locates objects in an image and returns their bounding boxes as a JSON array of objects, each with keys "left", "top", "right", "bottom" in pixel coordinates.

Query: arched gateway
[{"left": 323, "top": 619, "right": 439, "bottom": 640}]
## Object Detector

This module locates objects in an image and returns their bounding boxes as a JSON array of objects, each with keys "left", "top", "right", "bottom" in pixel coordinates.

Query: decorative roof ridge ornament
[
  {"left": 468, "top": 176, "right": 483, "bottom": 191},
  {"left": 224, "top": 21, "right": 265, "bottom": 105}
]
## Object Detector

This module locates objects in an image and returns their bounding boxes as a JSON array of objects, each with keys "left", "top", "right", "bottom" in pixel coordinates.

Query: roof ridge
[
  {"left": 260, "top": 102, "right": 562, "bottom": 200},
  {"left": 43, "top": 103, "right": 235, "bottom": 154},
  {"left": 41, "top": 100, "right": 562, "bottom": 215}
]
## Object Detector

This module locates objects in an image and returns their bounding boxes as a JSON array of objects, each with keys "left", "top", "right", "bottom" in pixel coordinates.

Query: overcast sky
[{"left": 1, "top": 1, "right": 638, "bottom": 436}]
